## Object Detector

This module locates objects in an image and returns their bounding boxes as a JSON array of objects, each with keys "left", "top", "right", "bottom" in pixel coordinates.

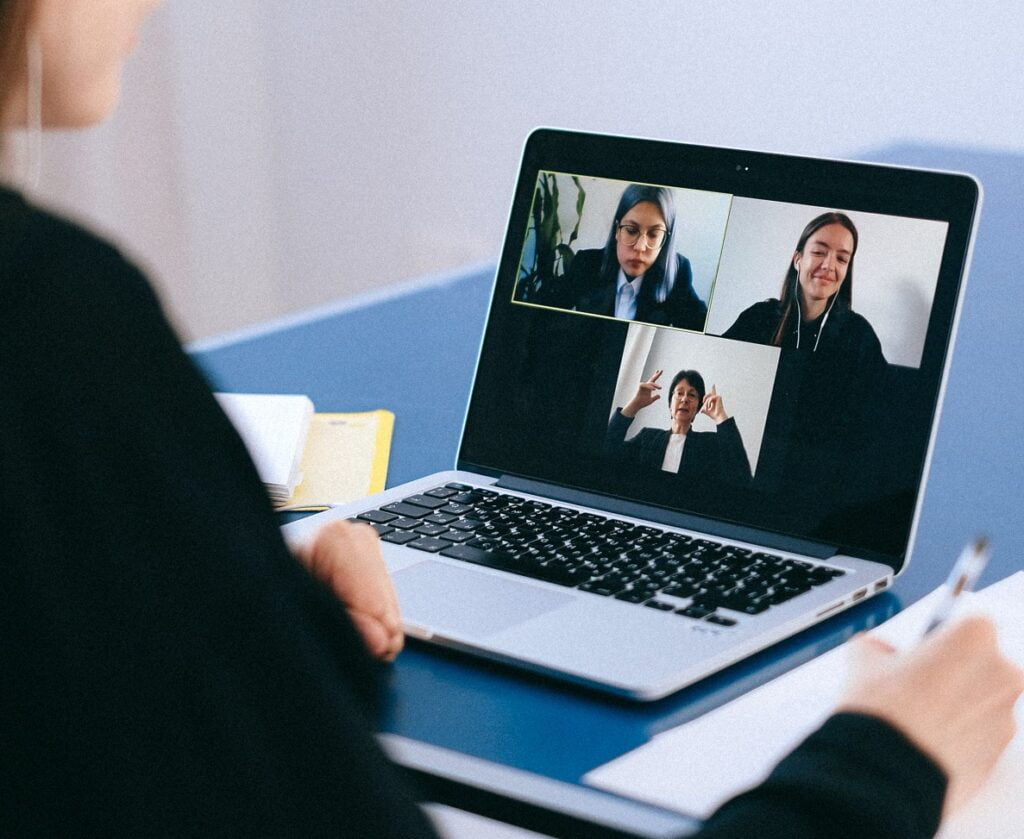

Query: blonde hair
[{"left": 0, "top": 0, "right": 35, "bottom": 128}]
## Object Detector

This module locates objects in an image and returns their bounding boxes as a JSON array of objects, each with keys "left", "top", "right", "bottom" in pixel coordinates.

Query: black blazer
[
  {"left": 561, "top": 248, "right": 708, "bottom": 330},
  {"left": 605, "top": 409, "right": 752, "bottom": 486}
]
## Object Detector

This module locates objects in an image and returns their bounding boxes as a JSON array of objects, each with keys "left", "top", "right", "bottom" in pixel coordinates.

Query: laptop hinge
[{"left": 495, "top": 475, "right": 838, "bottom": 560}]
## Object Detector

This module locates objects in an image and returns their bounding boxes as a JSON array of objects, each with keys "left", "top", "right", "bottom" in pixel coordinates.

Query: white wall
[{"left": 18, "top": 0, "right": 1024, "bottom": 340}]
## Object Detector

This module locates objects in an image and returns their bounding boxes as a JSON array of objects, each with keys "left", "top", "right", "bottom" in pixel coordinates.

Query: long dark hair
[
  {"left": 770, "top": 211, "right": 858, "bottom": 347},
  {"left": 599, "top": 184, "right": 681, "bottom": 307}
]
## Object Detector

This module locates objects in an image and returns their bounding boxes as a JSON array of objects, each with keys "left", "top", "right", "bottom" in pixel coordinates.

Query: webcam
[{"left": 735, "top": 163, "right": 750, "bottom": 173}]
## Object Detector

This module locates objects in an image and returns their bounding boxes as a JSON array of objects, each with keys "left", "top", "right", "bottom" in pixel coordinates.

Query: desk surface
[{"left": 192, "top": 145, "right": 1024, "bottom": 837}]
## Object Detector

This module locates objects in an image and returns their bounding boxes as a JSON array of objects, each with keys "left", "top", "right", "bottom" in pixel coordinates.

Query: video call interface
[{"left": 462, "top": 169, "right": 953, "bottom": 564}]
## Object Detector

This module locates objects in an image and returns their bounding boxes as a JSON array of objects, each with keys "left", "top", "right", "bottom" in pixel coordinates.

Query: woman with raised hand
[{"left": 605, "top": 368, "right": 752, "bottom": 486}]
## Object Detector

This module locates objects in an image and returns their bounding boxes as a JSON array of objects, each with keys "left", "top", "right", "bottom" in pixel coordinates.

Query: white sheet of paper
[
  {"left": 214, "top": 392, "right": 313, "bottom": 501},
  {"left": 584, "top": 572, "right": 1024, "bottom": 837}
]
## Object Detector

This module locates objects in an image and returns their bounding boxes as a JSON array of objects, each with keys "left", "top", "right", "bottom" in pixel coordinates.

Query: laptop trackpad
[{"left": 392, "top": 560, "right": 574, "bottom": 638}]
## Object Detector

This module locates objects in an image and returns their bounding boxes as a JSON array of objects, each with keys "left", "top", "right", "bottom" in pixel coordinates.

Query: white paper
[
  {"left": 214, "top": 393, "right": 313, "bottom": 502},
  {"left": 585, "top": 572, "right": 1024, "bottom": 837}
]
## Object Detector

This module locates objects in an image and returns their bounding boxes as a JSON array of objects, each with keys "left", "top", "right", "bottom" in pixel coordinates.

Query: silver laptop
[{"left": 283, "top": 129, "right": 980, "bottom": 700}]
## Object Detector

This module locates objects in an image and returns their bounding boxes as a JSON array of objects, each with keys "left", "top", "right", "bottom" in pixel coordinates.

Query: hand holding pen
[
  {"left": 837, "top": 537, "right": 1024, "bottom": 815},
  {"left": 922, "top": 536, "right": 991, "bottom": 635}
]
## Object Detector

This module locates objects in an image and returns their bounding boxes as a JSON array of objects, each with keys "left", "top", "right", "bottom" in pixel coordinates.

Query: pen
[{"left": 923, "top": 536, "right": 990, "bottom": 636}]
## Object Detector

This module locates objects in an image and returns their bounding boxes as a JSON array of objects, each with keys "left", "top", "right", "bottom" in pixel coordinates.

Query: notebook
[{"left": 282, "top": 129, "right": 980, "bottom": 700}]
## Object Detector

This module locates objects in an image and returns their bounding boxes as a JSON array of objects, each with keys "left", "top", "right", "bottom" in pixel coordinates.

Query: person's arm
[
  {"left": 292, "top": 520, "right": 404, "bottom": 661},
  {"left": 701, "top": 387, "right": 752, "bottom": 484},
  {"left": 605, "top": 370, "right": 663, "bottom": 453},
  {"left": 695, "top": 712, "right": 945, "bottom": 839},
  {"left": 695, "top": 616, "right": 1023, "bottom": 839}
]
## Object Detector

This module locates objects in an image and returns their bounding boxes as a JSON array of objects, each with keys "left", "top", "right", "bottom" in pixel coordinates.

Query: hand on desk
[
  {"left": 293, "top": 520, "right": 404, "bottom": 662},
  {"left": 837, "top": 616, "right": 1024, "bottom": 816}
]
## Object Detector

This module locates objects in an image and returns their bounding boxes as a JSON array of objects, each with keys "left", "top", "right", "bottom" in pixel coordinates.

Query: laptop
[{"left": 282, "top": 129, "right": 980, "bottom": 701}]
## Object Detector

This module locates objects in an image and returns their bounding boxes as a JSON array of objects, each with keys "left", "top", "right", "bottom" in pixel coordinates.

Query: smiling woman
[{"left": 723, "top": 211, "right": 876, "bottom": 356}]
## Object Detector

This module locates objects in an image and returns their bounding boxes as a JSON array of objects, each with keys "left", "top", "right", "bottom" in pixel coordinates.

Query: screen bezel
[{"left": 456, "top": 128, "right": 980, "bottom": 571}]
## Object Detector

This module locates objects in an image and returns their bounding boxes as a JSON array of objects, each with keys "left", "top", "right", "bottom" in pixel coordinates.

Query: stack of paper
[
  {"left": 282, "top": 410, "right": 394, "bottom": 511},
  {"left": 584, "top": 572, "right": 1024, "bottom": 837},
  {"left": 215, "top": 393, "right": 314, "bottom": 505},
  {"left": 215, "top": 393, "right": 395, "bottom": 510}
]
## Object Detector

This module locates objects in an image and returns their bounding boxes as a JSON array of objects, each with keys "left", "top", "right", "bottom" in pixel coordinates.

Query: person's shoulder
[
  {"left": 634, "top": 426, "right": 668, "bottom": 444},
  {"left": 837, "top": 307, "right": 877, "bottom": 333},
  {"left": 568, "top": 248, "right": 603, "bottom": 271},
  {"left": 0, "top": 188, "right": 154, "bottom": 312},
  {"left": 832, "top": 307, "right": 884, "bottom": 349},
  {"left": 743, "top": 298, "right": 781, "bottom": 316},
  {"left": 721, "top": 298, "right": 780, "bottom": 339}
]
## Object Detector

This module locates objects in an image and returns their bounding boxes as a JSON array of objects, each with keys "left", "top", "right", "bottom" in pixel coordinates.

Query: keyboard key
[
  {"left": 615, "top": 589, "right": 652, "bottom": 604},
  {"left": 444, "top": 482, "right": 473, "bottom": 491},
  {"left": 380, "top": 502, "right": 431, "bottom": 519},
  {"left": 382, "top": 530, "right": 420, "bottom": 545},
  {"left": 438, "top": 529, "right": 474, "bottom": 543},
  {"left": 415, "top": 523, "right": 448, "bottom": 537},
  {"left": 677, "top": 604, "right": 714, "bottom": 619},
  {"left": 577, "top": 581, "right": 624, "bottom": 597},
  {"left": 390, "top": 517, "right": 424, "bottom": 530},
  {"left": 644, "top": 600, "right": 675, "bottom": 611},
  {"left": 706, "top": 615, "right": 738, "bottom": 627},
  {"left": 451, "top": 518, "right": 483, "bottom": 531},
  {"left": 424, "top": 512, "right": 458, "bottom": 525},
  {"left": 358, "top": 509, "right": 397, "bottom": 524},
  {"left": 424, "top": 486, "right": 459, "bottom": 499},
  {"left": 662, "top": 583, "right": 700, "bottom": 599},
  {"left": 440, "top": 502, "right": 473, "bottom": 516},
  {"left": 403, "top": 494, "right": 447, "bottom": 510},
  {"left": 408, "top": 537, "right": 449, "bottom": 553}
]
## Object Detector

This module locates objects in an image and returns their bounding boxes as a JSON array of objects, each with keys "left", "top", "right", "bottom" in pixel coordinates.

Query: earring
[{"left": 24, "top": 33, "right": 42, "bottom": 189}]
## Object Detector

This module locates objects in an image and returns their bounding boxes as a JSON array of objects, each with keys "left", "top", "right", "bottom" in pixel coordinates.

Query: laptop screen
[{"left": 459, "top": 130, "right": 979, "bottom": 569}]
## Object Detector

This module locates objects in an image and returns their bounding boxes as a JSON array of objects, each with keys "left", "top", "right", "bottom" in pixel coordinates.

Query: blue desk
[{"left": 192, "top": 146, "right": 1024, "bottom": 837}]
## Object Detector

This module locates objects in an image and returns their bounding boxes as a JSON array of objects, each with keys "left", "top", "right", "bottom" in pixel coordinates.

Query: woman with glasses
[{"left": 561, "top": 183, "right": 709, "bottom": 330}]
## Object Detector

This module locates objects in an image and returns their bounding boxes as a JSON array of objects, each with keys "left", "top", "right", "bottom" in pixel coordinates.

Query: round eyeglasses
[{"left": 616, "top": 222, "right": 668, "bottom": 250}]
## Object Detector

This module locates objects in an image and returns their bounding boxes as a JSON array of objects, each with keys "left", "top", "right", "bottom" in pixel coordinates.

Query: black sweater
[{"left": 0, "top": 188, "right": 944, "bottom": 837}]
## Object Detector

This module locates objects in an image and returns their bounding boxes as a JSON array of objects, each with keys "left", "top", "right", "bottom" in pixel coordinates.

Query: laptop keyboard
[{"left": 355, "top": 482, "right": 845, "bottom": 627}]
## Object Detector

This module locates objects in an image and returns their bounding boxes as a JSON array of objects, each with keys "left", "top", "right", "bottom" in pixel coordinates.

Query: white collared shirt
[
  {"left": 661, "top": 432, "right": 687, "bottom": 473},
  {"left": 615, "top": 269, "right": 644, "bottom": 319}
]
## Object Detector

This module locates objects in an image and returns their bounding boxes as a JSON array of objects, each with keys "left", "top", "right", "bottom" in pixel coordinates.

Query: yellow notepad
[{"left": 279, "top": 410, "right": 394, "bottom": 511}]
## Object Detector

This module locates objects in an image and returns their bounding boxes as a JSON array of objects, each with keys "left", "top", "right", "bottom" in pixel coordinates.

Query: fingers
[
  {"left": 701, "top": 385, "right": 726, "bottom": 421},
  {"left": 630, "top": 370, "right": 663, "bottom": 412},
  {"left": 299, "top": 519, "right": 404, "bottom": 662},
  {"left": 641, "top": 370, "right": 663, "bottom": 394},
  {"left": 837, "top": 614, "right": 1024, "bottom": 815},
  {"left": 846, "top": 633, "right": 897, "bottom": 683}
]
